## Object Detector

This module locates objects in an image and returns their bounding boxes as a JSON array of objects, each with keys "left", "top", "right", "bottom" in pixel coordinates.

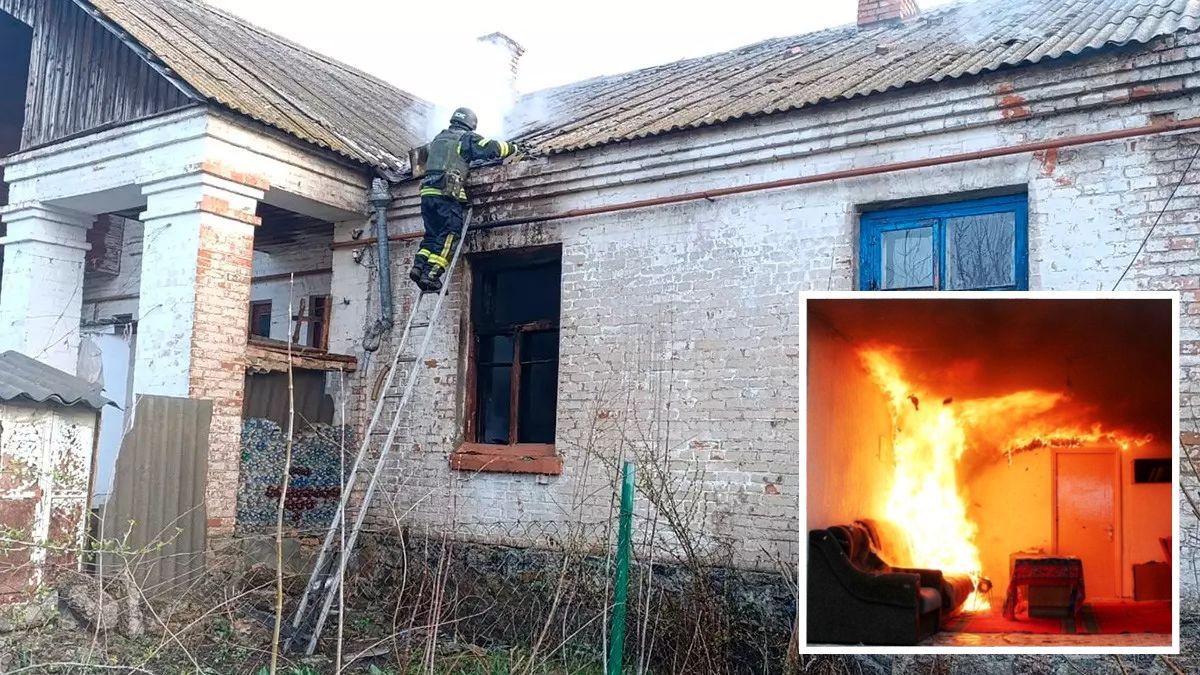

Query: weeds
[{"left": 1, "top": 321, "right": 793, "bottom": 673}]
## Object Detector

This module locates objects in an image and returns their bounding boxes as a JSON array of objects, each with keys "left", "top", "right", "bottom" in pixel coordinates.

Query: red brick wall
[
  {"left": 189, "top": 220, "right": 256, "bottom": 534},
  {"left": 857, "top": 0, "right": 919, "bottom": 27}
]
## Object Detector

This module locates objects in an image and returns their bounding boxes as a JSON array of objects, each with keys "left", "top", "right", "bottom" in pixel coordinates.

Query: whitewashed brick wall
[
  {"left": 0, "top": 401, "right": 96, "bottom": 601},
  {"left": 82, "top": 218, "right": 144, "bottom": 321},
  {"left": 327, "top": 33, "right": 1200, "bottom": 577},
  {"left": 249, "top": 229, "right": 332, "bottom": 344}
]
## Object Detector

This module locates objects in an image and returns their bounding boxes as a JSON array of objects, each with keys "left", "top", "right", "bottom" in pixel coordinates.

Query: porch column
[
  {"left": 0, "top": 204, "right": 93, "bottom": 374},
  {"left": 134, "top": 168, "right": 266, "bottom": 535}
]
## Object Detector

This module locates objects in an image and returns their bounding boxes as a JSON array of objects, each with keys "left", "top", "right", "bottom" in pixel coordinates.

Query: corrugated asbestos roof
[
  {"left": 508, "top": 0, "right": 1200, "bottom": 154},
  {"left": 0, "top": 351, "right": 109, "bottom": 410},
  {"left": 79, "top": 0, "right": 431, "bottom": 172}
]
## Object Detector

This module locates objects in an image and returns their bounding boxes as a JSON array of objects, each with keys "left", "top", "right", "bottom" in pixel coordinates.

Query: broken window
[
  {"left": 249, "top": 300, "right": 272, "bottom": 338},
  {"left": 859, "top": 194, "right": 1028, "bottom": 291},
  {"left": 467, "top": 248, "right": 561, "bottom": 447}
]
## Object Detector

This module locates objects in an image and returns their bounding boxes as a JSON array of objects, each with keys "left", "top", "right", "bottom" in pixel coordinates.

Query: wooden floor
[{"left": 926, "top": 632, "right": 1172, "bottom": 647}]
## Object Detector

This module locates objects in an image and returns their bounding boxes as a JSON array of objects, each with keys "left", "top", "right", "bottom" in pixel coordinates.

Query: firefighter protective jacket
[{"left": 419, "top": 126, "right": 515, "bottom": 202}]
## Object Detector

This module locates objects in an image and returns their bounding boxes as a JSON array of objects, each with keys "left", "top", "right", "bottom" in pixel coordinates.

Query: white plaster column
[
  {"left": 134, "top": 168, "right": 266, "bottom": 534},
  {"left": 0, "top": 204, "right": 94, "bottom": 374}
]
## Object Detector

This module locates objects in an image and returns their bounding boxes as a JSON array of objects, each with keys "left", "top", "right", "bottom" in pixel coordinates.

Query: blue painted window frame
[{"left": 858, "top": 194, "right": 1029, "bottom": 291}]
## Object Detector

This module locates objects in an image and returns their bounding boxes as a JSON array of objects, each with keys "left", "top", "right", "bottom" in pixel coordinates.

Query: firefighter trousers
[{"left": 417, "top": 195, "right": 465, "bottom": 271}]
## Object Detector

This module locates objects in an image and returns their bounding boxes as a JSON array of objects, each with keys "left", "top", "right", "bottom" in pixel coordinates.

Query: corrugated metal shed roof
[
  {"left": 0, "top": 351, "right": 109, "bottom": 410},
  {"left": 509, "top": 0, "right": 1200, "bottom": 154},
  {"left": 79, "top": 0, "right": 431, "bottom": 172}
]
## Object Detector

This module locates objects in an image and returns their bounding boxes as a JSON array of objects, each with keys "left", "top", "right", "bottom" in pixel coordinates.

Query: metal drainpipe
[{"left": 369, "top": 177, "right": 395, "bottom": 329}]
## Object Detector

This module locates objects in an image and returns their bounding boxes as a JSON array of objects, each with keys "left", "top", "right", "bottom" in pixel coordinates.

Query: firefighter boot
[
  {"left": 408, "top": 256, "right": 428, "bottom": 285},
  {"left": 418, "top": 263, "right": 445, "bottom": 293}
]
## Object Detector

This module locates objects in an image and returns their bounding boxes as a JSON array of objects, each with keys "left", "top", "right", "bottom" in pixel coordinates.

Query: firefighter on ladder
[{"left": 409, "top": 107, "right": 520, "bottom": 292}]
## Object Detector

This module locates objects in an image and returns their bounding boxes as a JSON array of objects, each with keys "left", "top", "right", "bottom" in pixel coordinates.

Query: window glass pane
[
  {"left": 487, "top": 263, "right": 561, "bottom": 326},
  {"left": 881, "top": 224, "right": 936, "bottom": 289},
  {"left": 520, "top": 330, "right": 558, "bottom": 363},
  {"left": 946, "top": 212, "right": 1017, "bottom": 289},
  {"left": 518, "top": 361, "right": 558, "bottom": 444},
  {"left": 477, "top": 365, "right": 511, "bottom": 444},
  {"left": 478, "top": 334, "right": 513, "bottom": 365}
]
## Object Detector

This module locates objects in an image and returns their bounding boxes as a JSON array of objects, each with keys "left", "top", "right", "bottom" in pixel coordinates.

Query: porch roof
[
  {"left": 77, "top": 0, "right": 431, "bottom": 173},
  {"left": 0, "top": 350, "right": 110, "bottom": 410}
]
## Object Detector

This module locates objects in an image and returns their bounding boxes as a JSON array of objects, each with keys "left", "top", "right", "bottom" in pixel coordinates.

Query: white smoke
[
  {"left": 950, "top": 0, "right": 1042, "bottom": 45},
  {"left": 420, "top": 36, "right": 520, "bottom": 142}
]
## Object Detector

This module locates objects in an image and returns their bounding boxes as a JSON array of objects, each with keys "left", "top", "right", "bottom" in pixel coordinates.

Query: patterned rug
[{"left": 943, "top": 601, "right": 1171, "bottom": 635}]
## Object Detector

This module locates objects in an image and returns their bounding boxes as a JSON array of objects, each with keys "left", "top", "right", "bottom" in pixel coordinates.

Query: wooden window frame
[
  {"left": 452, "top": 247, "right": 562, "bottom": 475},
  {"left": 859, "top": 193, "right": 1029, "bottom": 291},
  {"left": 305, "top": 294, "right": 332, "bottom": 351},
  {"left": 249, "top": 300, "right": 272, "bottom": 339}
]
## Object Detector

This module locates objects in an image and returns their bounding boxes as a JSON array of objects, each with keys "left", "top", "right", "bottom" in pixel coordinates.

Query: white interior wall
[
  {"left": 805, "top": 313, "right": 895, "bottom": 532},
  {"left": 968, "top": 442, "right": 1172, "bottom": 601},
  {"left": 250, "top": 228, "right": 333, "bottom": 344},
  {"left": 82, "top": 217, "right": 143, "bottom": 322}
]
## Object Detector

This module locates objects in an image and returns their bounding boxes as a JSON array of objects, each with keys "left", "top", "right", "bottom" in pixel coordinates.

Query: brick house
[
  {"left": 0, "top": 0, "right": 1197, "bottom": 613},
  {"left": 332, "top": 0, "right": 1200, "bottom": 594}
]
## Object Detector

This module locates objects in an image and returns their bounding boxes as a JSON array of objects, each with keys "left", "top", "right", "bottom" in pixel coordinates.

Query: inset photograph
[{"left": 801, "top": 292, "right": 1178, "bottom": 651}]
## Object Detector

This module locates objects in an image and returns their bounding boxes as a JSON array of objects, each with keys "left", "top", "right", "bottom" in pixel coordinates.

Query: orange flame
[
  {"left": 860, "top": 349, "right": 992, "bottom": 611},
  {"left": 859, "top": 348, "right": 1152, "bottom": 613}
]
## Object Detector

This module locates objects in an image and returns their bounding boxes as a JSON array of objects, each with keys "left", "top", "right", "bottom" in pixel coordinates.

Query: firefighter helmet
[{"left": 450, "top": 107, "right": 478, "bottom": 131}]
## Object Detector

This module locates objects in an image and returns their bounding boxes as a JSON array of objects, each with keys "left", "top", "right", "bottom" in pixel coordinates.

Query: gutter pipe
[{"left": 369, "top": 177, "right": 395, "bottom": 328}]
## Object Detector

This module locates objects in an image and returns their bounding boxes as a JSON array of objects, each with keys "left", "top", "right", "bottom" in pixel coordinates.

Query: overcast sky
[{"left": 206, "top": 0, "right": 961, "bottom": 97}]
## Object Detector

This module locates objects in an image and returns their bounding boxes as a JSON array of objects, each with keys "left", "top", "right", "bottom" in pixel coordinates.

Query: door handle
[{"left": 1106, "top": 525, "right": 1114, "bottom": 541}]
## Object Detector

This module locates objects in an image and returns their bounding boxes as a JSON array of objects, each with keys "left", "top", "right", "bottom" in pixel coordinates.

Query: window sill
[{"left": 450, "top": 443, "right": 561, "bottom": 475}]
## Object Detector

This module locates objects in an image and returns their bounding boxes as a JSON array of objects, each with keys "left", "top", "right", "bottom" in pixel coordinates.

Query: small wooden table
[{"left": 1003, "top": 555, "right": 1085, "bottom": 620}]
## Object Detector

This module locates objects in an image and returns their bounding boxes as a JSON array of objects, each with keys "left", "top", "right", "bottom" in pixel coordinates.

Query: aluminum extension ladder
[{"left": 284, "top": 208, "right": 474, "bottom": 655}]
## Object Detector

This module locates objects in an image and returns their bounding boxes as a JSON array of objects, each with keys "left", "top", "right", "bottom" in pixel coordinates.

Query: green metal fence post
[{"left": 608, "top": 461, "right": 635, "bottom": 675}]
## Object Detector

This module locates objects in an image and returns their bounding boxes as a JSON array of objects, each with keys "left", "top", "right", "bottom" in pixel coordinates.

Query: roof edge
[{"left": 532, "top": 25, "right": 1194, "bottom": 156}]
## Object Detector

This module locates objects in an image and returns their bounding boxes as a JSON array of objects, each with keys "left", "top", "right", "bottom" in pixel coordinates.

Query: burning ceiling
[{"left": 813, "top": 298, "right": 1173, "bottom": 441}]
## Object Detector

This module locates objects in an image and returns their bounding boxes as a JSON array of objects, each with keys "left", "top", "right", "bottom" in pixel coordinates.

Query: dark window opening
[
  {"left": 243, "top": 369, "right": 334, "bottom": 432},
  {"left": 468, "top": 248, "right": 561, "bottom": 447},
  {"left": 1133, "top": 458, "right": 1170, "bottom": 484},
  {"left": 249, "top": 301, "right": 272, "bottom": 338},
  {"left": 0, "top": 11, "right": 33, "bottom": 287}
]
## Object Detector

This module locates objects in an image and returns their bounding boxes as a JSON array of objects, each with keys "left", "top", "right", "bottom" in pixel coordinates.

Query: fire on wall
[{"left": 804, "top": 296, "right": 1174, "bottom": 648}]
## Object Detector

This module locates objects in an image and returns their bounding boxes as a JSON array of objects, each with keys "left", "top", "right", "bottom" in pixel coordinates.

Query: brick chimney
[
  {"left": 477, "top": 32, "right": 525, "bottom": 93},
  {"left": 858, "top": 0, "right": 920, "bottom": 28}
]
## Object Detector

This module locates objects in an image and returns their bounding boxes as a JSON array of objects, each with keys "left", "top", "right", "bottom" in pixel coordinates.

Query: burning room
[{"left": 804, "top": 295, "right": 1176, "bottom": 648}]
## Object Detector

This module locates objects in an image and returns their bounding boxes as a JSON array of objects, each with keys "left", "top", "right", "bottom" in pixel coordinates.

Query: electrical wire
[{"left": 1112, "top": 140, "right": 1200, "bottom": 291}]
